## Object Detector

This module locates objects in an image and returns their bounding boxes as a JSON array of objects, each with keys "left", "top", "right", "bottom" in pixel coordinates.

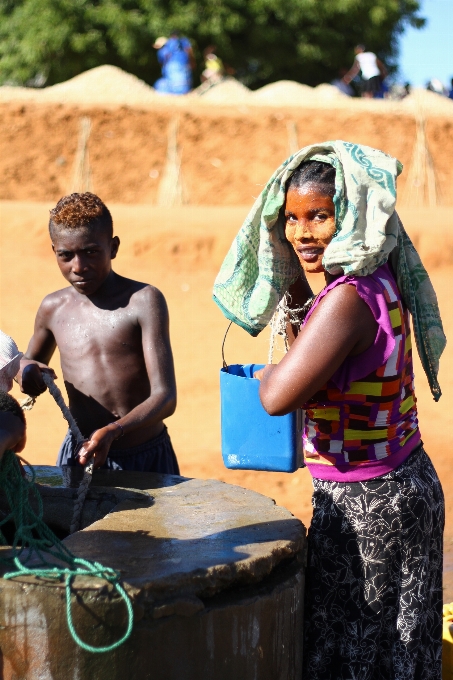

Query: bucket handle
[{"left": 222, "top": 321, "right": 233, "bottom": 371}]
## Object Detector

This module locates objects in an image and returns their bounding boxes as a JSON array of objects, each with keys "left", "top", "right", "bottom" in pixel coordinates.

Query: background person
[
  {"left": 343, "top": 44, "right": 387, "bottom": 98},
  {"left": 201, "top": 45, "right": 224, "bottom": 85},
  {"left": 331, "top": 67, "right": 354, "bottom": 96},
  {"left": 426, "top": 78, "right": 446, "bottom": 95},
  {"left": 153, "top": 32, "right": 195, "bottom": 95}
]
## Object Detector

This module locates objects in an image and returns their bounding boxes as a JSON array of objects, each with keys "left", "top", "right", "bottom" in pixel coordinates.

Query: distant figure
[
  {"left": 201, "top": 46, "right": 224, "bottom": 85},
  {"left": 343, "top": 45, "right": 387, "bottom": 98},
  {"left": 153, "top": 32, "right": 195, "bottom": 95},
  {"left": 331, "top": 68, "right": 354, "bottom": 96},
  {"left": 388, "top": 82, "right": 411, "bottom": 100},
  {"left": 427, "top": 78, "right": 446, "bottom": 96},
  {"left": 449, "top": 78, "right": 453, "bottom": 100}
]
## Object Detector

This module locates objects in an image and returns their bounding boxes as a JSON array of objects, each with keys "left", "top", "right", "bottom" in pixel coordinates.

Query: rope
[
  {"left": 0, "top": 449, "right": 134, "bottom": 652},
  {"left": 41, "top": 373, "right": 93, "bottom": 534},
  {"left": 20, "top": 395, "right": 36, "bottom": 411},
  {"left": 70, "top": 466, "right": 93, "bottom": 534},
  {"left": 268, "top": 293, "right": 316, "bottom": 363},
  {"left": 42, "top": 373, "right": 84, "bottom": 442}
]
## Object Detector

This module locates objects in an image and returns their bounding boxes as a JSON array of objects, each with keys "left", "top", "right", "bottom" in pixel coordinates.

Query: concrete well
[{"left": 0, "top": 468, "right": 306, "bottom": 680}]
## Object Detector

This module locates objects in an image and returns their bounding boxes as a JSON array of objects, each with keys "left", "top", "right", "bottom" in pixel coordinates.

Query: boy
[{"left": 18, "top": 193, "right": 178, "bottom": 472}]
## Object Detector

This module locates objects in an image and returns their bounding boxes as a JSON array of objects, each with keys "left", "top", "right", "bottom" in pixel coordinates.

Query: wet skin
[
  {"left": 19, "top": 227, "right": 176, "bottom": 469},
  {"left": 256, "top": 184, "right": 378, "bottom": 415}
]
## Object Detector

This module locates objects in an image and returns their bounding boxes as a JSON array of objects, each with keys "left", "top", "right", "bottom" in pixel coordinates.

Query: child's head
[
  {"left": 0, "top": 330, "right": 22, "bottom": 392},
  {"left": 49, "top": 193, "right": 119, "bottom": 296},
  {"left": 49, "top": 192, "right": 113, "bottom": 239},
  {"left": 0, "top": 390, "right": 26, "bottom": 453}
]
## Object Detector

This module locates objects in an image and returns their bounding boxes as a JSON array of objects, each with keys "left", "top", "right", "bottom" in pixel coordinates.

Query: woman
[{"left": 213, "top": 142, "right": 446, "bottom": 679}]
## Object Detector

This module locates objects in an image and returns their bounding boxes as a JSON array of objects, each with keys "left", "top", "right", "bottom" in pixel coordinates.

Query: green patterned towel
[{"left": 213, "top": 140, "right": 446, "bottom": 400}]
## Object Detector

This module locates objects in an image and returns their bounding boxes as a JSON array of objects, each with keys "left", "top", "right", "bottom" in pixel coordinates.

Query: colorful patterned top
[{"left": 302, "top": 263, "right": 421, "bottom": 482}]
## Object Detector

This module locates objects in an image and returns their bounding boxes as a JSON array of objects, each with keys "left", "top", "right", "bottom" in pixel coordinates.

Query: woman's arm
[{"left": 259, "top": 284, "right": 377, "bottom": 415}]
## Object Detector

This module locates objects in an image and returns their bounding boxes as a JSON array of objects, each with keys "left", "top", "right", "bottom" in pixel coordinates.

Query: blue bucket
[{"left": 220, "top": 364, "right": 304, "bottom": 473}]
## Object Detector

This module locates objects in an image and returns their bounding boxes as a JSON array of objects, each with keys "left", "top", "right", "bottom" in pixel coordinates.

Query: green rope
[{"left": 0, "top": 449, "right": 134, "bottom": 653}]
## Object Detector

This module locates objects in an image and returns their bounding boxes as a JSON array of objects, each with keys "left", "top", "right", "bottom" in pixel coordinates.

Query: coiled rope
[{"left": 0, "top": 449, "right": 133, "bottom": 652}]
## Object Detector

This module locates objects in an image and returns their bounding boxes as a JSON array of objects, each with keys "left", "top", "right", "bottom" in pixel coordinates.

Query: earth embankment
[{"left": 1, "top": 102, "right": 452, "bottom": 204}]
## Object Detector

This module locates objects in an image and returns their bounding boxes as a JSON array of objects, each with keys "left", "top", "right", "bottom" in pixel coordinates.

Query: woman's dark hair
[{"left": 287, "top": 160, "right": 336, "bottom": 197}]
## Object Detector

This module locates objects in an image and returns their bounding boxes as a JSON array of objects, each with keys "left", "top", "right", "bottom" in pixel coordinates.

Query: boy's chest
[{"left": 51, "top": 305, "right": 141, "bottom": 355}]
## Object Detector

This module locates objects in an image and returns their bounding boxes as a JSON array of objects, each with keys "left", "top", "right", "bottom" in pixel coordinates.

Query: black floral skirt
[{"left": 303, "top": 444, "right": 444, "bottom": 680}]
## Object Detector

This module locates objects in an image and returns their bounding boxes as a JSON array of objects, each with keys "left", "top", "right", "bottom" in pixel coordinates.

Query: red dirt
[
  {"left": 1, "top": 103, "right": 452, "bottom": 205},
  {"left": 1, "top": 202, "right": 452, "bottom": 599}
]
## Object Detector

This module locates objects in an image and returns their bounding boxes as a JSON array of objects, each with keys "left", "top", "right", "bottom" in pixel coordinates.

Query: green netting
[{"left": 0, "top": 449, "right": 133, "bottom": 653}]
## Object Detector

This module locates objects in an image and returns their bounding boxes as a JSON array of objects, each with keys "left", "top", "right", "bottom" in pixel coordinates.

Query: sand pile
[
  {"left": 252, "top": 80, "right": 346, "bottom": 106},
  {"left": 314, "top": 83, "right": 347, "bottom": 99},
  {"left": 0, "top": 65, "right": 162, "bottom": 106},
  {"left": 0, "top": 65, "right": 452, "bottom": 117},
  {"left": 401, "top": 87, "right": 453, "bottom": 116},
  {"left": 43, "top": 65, "right": 158, "bottom": 105},
  {"left": 197, "top": 78, "right": 252, "bottom": 103},
  {"left": 252, "top": 80, "right": 313, "bottom": 105}
]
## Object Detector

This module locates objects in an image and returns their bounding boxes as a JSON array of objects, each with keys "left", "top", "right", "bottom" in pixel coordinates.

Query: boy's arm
[
  {"left": 17, "top": 297, "right": 58, "bottom": 396},
  {"left": 79, "top": 287, "right": 176, "bottom": 468}
]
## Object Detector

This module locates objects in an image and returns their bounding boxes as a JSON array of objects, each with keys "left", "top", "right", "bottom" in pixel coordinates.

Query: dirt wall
[{"left": 1, "top": 103, "right": 452, "bottom": 205}]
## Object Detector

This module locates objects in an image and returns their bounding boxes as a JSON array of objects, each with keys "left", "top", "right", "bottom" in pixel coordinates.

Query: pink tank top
[{"left": 302, "top": 263, "right": 421, "bottom": 482}]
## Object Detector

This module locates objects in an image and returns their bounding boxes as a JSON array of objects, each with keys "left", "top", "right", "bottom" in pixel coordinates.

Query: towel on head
[
  {"left": 0, "top": 331, "right": 23, "bottom": 392},
  {"left": 213, "top": 140, "right": 446, "bottom": 400}
]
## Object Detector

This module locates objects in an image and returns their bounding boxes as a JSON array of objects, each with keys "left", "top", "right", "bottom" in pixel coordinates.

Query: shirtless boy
[{"left": 19, "top": 193, "right": 178, "bottom": 472}]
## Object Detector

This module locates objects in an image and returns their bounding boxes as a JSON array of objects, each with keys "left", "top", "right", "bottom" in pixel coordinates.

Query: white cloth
[
  {"left": 0, "top": 330, "right": 22, "bottom": 392},
  {"left": 356, "top": 52, "right": 380, "bottom": 80}
]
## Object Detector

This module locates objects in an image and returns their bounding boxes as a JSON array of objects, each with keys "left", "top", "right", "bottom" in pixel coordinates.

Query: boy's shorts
[{"left": 56, "top": 425, "right": 180, "bottom": 474}]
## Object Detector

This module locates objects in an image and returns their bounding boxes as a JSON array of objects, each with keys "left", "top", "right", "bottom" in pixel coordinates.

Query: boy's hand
[
  {"left": 78, "top": 424, "right": 120, "bottom": 470},
  {"left": 17, "top": 359, "right": 57, "bottom": 397},
  {"left": 0, "top": 412, "right": 27, "bottom": 461}
]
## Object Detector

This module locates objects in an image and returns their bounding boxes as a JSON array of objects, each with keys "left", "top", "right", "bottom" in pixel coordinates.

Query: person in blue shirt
[
  {"left": 153, "top": 33, "right": 195, "bottom": 95},
  {"left": 449, "top": 78, "right": 453, "bottom": 100}
]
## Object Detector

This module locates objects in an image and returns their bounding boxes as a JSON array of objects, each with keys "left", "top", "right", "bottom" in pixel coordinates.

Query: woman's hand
[
  {"left": 78, "top": 424, "right": 121, "bottom": 470},
  {"left": 253, "top": 365, "right": 276, "bottom": 381}
]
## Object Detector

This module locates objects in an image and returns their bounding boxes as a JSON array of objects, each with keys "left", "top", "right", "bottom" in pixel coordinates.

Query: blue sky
[{"left": 399, "top": 0, "right": 453, "bottom": 87}]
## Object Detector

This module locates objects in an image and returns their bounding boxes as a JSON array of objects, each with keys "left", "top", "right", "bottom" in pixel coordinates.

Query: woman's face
[{"left": 285, "top": 183, "right": 336, "bottom": 274}]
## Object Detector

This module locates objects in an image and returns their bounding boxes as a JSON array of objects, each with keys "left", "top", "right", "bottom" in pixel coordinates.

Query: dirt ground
[{"left": 0, "top": 201, "right": 452, "bottom": 600}]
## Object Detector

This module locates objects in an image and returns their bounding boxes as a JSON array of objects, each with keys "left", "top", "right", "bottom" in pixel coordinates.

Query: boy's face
[{"left": 52, "top": 227, "right": 120, "bottom": 296}]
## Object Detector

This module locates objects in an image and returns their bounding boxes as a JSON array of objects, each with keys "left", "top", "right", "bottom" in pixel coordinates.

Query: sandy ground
[{"left": 1, "top": 201, "right": 452, "bottom": 600}]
